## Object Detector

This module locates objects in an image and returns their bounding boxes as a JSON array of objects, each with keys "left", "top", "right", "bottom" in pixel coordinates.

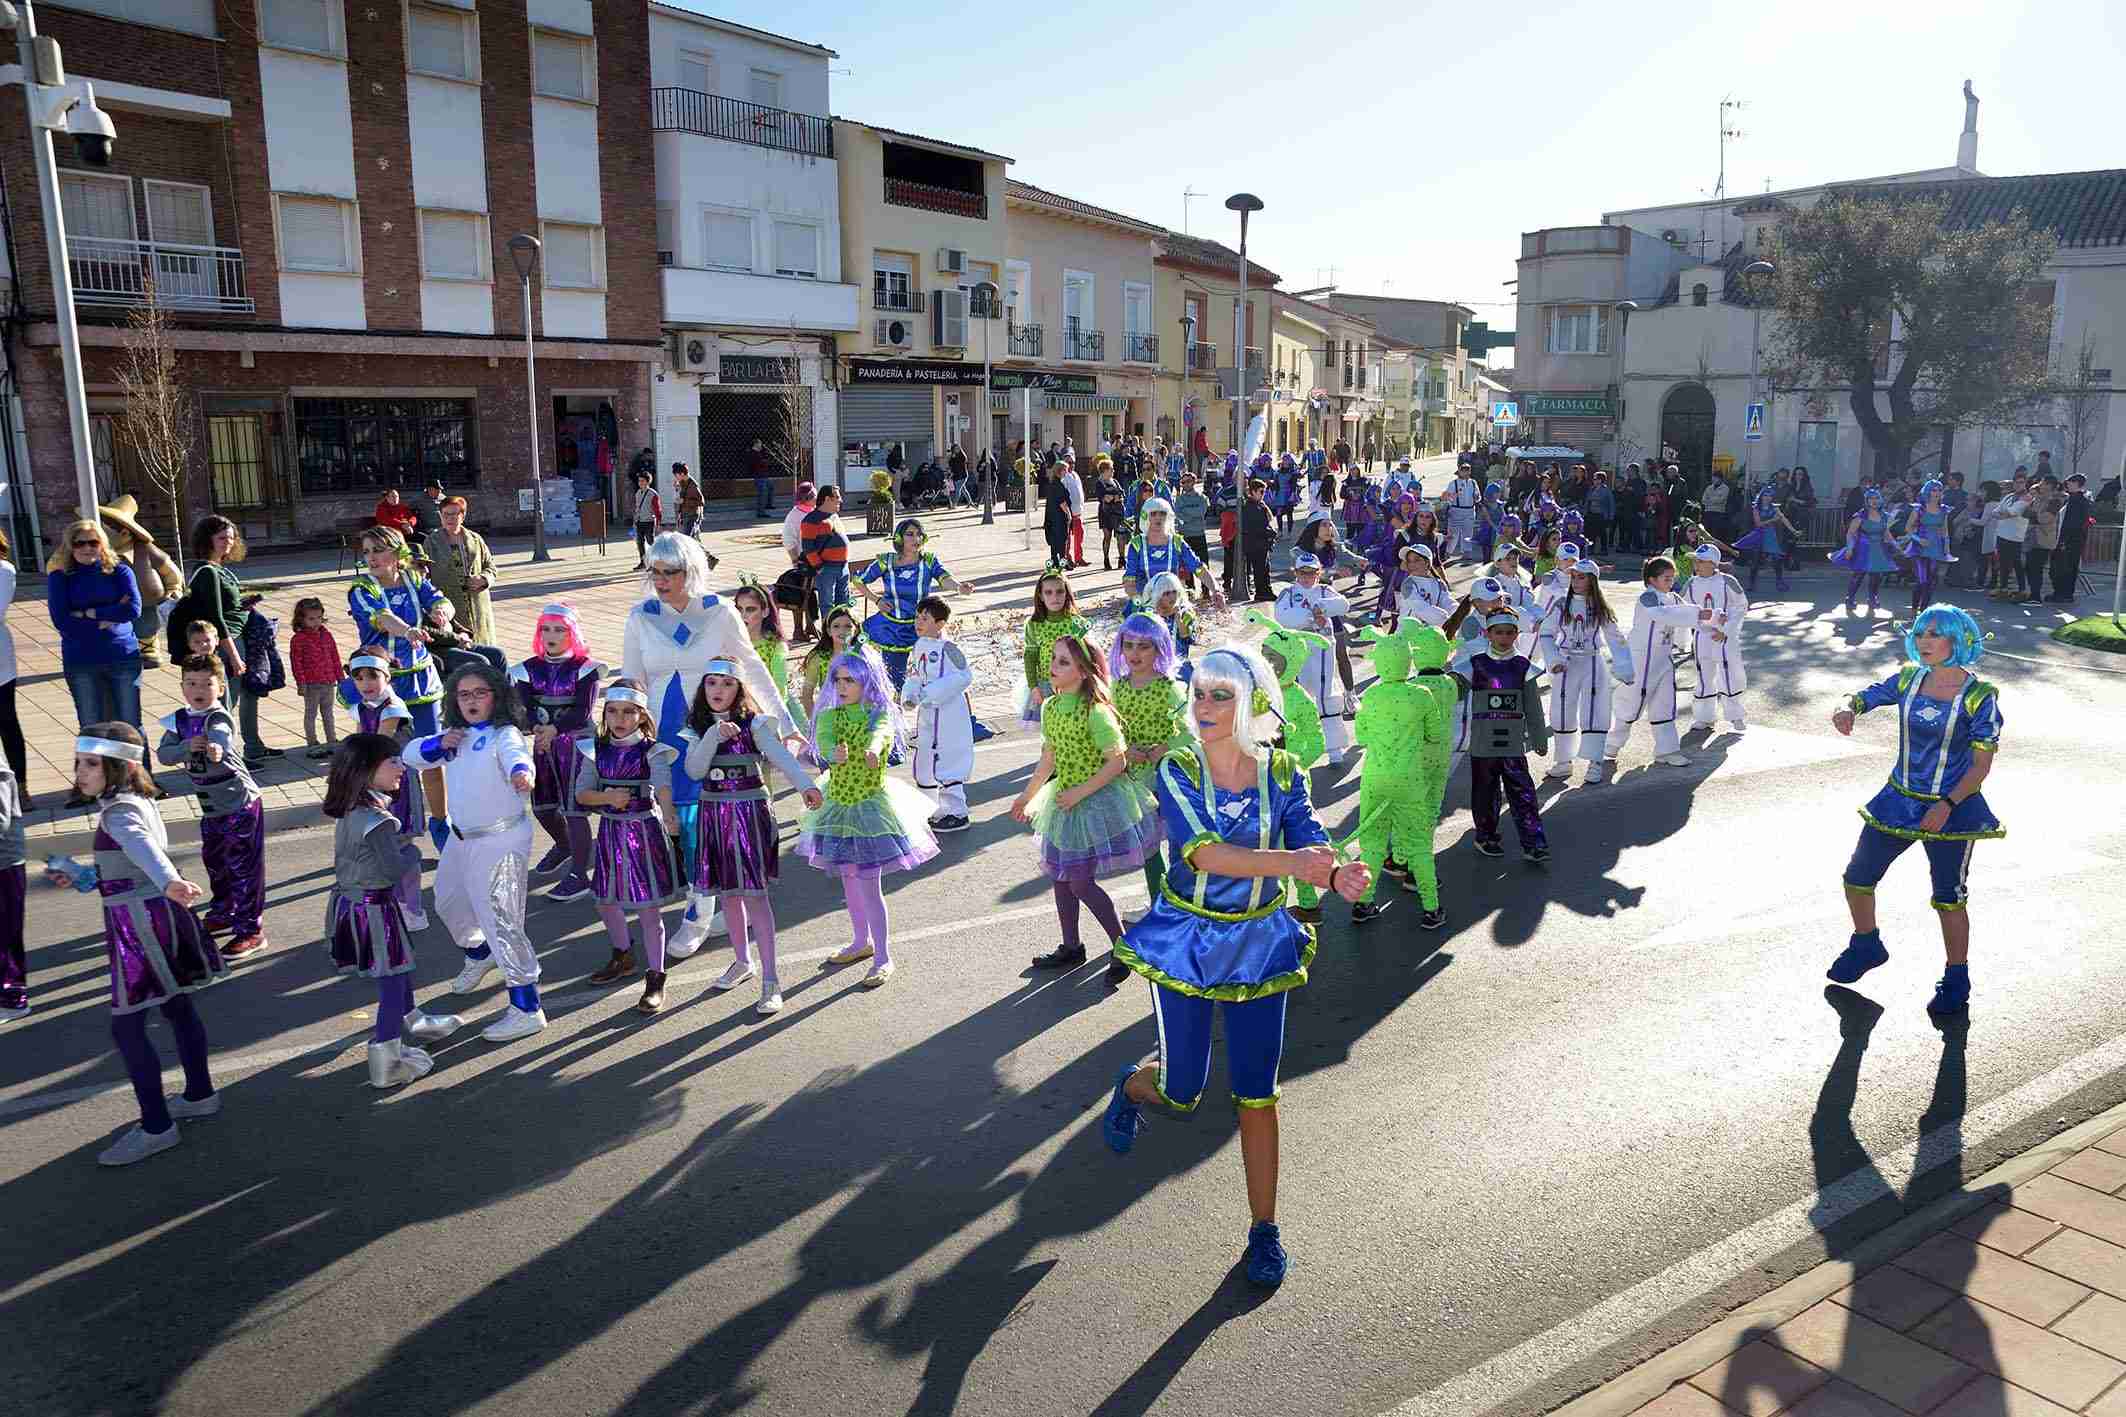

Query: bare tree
[
  {"left": 2060, "top": 327, "right": 2106, "bottom": 483},
  {"left": 113, "top": 276, "right": 199, "bottom": 571},
  {"left": 774, "top": 369, "right": 811, "bottom": 491}
]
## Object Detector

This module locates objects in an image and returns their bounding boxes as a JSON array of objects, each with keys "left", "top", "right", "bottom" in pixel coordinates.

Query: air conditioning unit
[
  {"left": 875, "top": 318, "right": 913, "bottom": 349},
  {"left": 931, "top": 289, "right": 968, "bottom": 348},
  {"left": 1661, "top": 228, "right": 1680, "bottom": 244},
  {"left": 936, "top": 247, "right": 967, "bottom": 276},
  {"left": 672, "top": 332, "right": 714, "bottom": 372}
]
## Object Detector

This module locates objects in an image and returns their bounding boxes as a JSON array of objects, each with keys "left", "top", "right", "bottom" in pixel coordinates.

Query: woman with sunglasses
[
  {"left": 47, "top": 520, "right": 145, "bottom": 766},
  {"left": 1100, "top": 642, "right": 1371, "bottom": 1289}
]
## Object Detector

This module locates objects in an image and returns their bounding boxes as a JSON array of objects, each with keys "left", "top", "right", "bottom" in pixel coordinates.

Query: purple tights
[
  {"left": 597, "top": 904, "right": 668, "bottom": 971},
  {"left": 111, "top": 994, "right": 214, "bottom": 1135},
  {"left": 1052, "top": 874, "right": 1124, "bottom": 951},
  {"left": 374, "top": 972, "right": 413, "bottom": 1043},
  {"left": 537, "top": 810, "right": 594, "bottom": 875},
  {"left": 724, "top": 893, "right": 779, "bottom": 979},
  {"left": 840, "top": 869, "right": 891, "bottom": 966}
]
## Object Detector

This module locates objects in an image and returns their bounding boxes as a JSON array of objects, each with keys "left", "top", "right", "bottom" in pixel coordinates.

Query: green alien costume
[
  {"left": 1246, "top": 610, "right": 1329, "bottom": 769},
  {"left": 1352, "top": 623, "right": 1456, "bottom": 911}
]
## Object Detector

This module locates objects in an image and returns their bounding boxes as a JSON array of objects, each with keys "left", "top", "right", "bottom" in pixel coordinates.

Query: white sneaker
[
  {"left": 450, "top": 954, "right": 497, "bottom": 994},
  {"left": 1584, "top": 761, "right": 1609, "bottom": 784},
  {"left": 481, "top": 1005, "right": 547, "bottom": 1042},
  {"left": 401, "top": 908, "right": 430, "bottom": 933},
  {"left": 862, "top": 961, "right": 895, "bottom": 989},
  {"left": 705, "top": 910, "right": 729, "bottom": 940},
  {"left": 367, "top": 1038, "right": 431, "bottom": 1088},
  {"left": 168, "top": 1092, "right": 222, "bottom": 1119},
  {"left": 404, "top": 1009, "right": 464, "bottom": 1042},
  {"left": 757, "top": 980, "right": 783, "bottom": 1015},
  {"left": 664, "top": 924, "right": 704, "bottom": 960},
  {"left": 99, "top": 1122, "right": 180, "bottom": 1166},
  {"left": 1658, "top": 752, "right": 1692, "bottom": 767},
  {"left": 711, "top": 959, "right": 758, "bottom": 992},
  {"left": 1544, "top": 761, "right": 1573, "bottom": 780},
  {"left": 1326, "top": 749, "right": 1346, "bottom": 766},
  {"left": 0, "top": 1002, "right": 28, "bottom": 1021}
]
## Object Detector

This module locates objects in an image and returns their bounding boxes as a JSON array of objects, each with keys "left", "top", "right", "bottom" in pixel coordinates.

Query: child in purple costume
[
  {"left": 155, "top": 654, "right": 267, "bottom": 958},
  {"left": 342, "top": 653, "right": 428, "bottom": 928},
  {"left": 576, "top": 684, "right": 685, "bottom": 1013},
  {"left": 513, "top": 603, "right": 602, "bottom": 898},
  {"left": 1460, "top": 614, "right": 1552, "bottom": 859}
]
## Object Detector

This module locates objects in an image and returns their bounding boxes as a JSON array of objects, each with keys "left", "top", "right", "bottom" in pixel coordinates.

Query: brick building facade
[{"left": 0, "top": 0, "right": 660, "bottom": 560}]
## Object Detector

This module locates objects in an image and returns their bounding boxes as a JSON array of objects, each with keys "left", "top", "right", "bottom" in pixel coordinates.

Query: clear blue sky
[{"left": 668, "top": 0, "right": 2125, "bottom": 362}]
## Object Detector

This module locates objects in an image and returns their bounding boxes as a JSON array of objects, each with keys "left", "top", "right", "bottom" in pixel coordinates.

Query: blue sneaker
[
  {"left": 1244, "top": 1220, "right": 1288, "bottom": 1288},
  {"left": 1102, "top": 1063, "right": 1143, "bottom": 1155},
  {"left": 1927, "top": 965, "right": 1970, "bottom": 1016},
  {"left": 427, "top": 816, "right": 451, "bottom": 853},
  {"left": 1827, "top": 931, "right": 1889, "bottom": 984}
]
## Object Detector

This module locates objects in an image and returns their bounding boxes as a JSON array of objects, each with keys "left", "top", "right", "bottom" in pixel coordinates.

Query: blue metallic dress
[
  {"left": 1846, "top": 666, "right": 2004, "bottom": 841},
  {"left": 855, "top": 551, "right": 953, "bottom": 689},
  {"left": 1733, "top": 489, "right": 1787, "bottom": 557},
  {"left": 1831, "top": 511, "right": 1900, "bottom": 574},
  {"left": 347, "top": 572, "right": 449, "bottom": 733},
  {"left": 1115, "top": 744, "right": 1329, "bottom": 1000}
]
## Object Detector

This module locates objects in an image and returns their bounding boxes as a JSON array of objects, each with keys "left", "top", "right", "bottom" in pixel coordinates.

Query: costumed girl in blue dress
[
  {"left": 1831, "top": 487, "right": 1902, "bottom": 617},
  {"left": 853, "top": 518, "right": 964, "bottom": 692},
  {"left": 1732, "top": 485, "right": 1793, "bottom": 594},
  {"left": 1100, "top": 643, "right": 1371, "bottom": 1288},
  {"left": 348, "top": 526, "right": 453, "bottom": 847},
  {"left": 1823, "top": 606, "right": 2001, "bottom": 1017},
  {"left": 1894, "top": 479, "right": 1958, "bottom": 613}
]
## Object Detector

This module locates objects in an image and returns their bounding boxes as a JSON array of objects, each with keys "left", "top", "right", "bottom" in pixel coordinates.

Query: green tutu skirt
[
  {"left": 1029, "top": 776, "right": 1159, "bottom": 880},
  {"left": 797, "top": 775, "right": 941, "bottom": 875}
]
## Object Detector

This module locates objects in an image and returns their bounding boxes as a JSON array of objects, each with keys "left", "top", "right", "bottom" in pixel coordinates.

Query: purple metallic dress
[
  {"left": 684, "top": 716, "right": 781, "bottom": 894},
  {"left": 580, "top": 737, "right": 685, "bottom": 908},
  {"left": 159, "top": 706, "right": 265, "bottom": 938},
  {"left": 513, "top": 655, "right": 602, "bottom": 813},
  {"left": 1465, "top": 653, "right": 1547, "bottom": 851},
  {"left": 326, "top": 804, "right": 418, "bottom": 978},
  {"left": 354, "top": 694, "right": 426, "bottom": 836},
  {"left": 94, "top": 796, "right": 226, "bottom": 1015}
]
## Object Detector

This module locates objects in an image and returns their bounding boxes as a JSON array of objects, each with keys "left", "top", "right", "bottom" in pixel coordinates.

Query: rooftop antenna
[
  {"left": 1713, "top": 95, "right": 1745, "bottom": 260},
  {"left": 1181, "top": 186, "right": 1204, "bottom": 234}
]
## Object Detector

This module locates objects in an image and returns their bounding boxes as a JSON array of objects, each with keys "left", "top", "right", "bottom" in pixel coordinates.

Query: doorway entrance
[{"left": 1660, "top": 383, "right": 1717, "bottom": 485}]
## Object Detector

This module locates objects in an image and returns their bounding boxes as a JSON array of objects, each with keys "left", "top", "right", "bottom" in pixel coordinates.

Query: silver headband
[
  {"left": 348, "top": 654, "right": 392, "bottom": 674},
  {"left": 602, "top": 685, "right": 650, "bottom": 709},
  {"left": 702, "top": 657, "right": 741, "bottom": 679},
  {"left": 77, "top": 734, "right": 145, "bottom": 763}
]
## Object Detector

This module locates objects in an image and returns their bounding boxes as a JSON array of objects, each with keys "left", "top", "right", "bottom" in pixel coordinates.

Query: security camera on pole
[
  {"left": 1226, "top": 193, "right": 1262, "bottom": 602},
  {"left": 1, "top": 0, "right": 121, "bottom": 535}
]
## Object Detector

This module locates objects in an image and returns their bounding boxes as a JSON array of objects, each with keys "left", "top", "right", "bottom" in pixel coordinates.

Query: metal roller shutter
[
  {"left": 1541, "top": 417, "right": 1606, "bottom": 449},
  {"left": 840, "top": 386, "right": 933, "bottom": 442}
]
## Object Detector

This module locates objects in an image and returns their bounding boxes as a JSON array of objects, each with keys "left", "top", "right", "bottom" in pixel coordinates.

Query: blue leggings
[
  {"left": 1149, "top": 982, "right": 1289, "bottom": 1111},
  {"left": 1843, "top": 825, "right": 1976, "bottom": 910}
]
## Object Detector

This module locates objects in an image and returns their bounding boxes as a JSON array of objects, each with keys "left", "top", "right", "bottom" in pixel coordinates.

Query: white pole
[
  {"left": 19, "top": 1, "right": 103, "bottom": 532},
  {"left": 1021, "top": 385, "right": 1032, "bottom": 550},
  {"left": 2111, "top": 490, "right": 2123, "bottom": 625},
  {"left": 1234, "top": 222, "right": 1248, "bottom": 601},
  {"left": 522, "top": 275, "right": 551, "bottom": 561}
]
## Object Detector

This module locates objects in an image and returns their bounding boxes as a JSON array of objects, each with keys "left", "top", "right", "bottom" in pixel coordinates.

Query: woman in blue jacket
[{"left": 47, "top": 518, "right": 143, "bottom": 735}]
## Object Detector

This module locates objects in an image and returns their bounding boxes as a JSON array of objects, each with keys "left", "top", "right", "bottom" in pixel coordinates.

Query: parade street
[{"left": 3, "top": 544, "right": 2122, "bottom": 1417}]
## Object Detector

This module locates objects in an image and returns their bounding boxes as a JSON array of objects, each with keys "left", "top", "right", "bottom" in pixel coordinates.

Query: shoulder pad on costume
[
  {"left": 677, "top": 726, "right": 699, "bottom": 744},
  {"left": 377, "top": 697, "right": 412, "bottom": 723},
  {"left": 943, "top": 643, "right": 969, "bottom": 672},
  {"left": 158, "top": 710, "right": 184, "bottom": 734},
  {"left": 1159, "top": 747, "right": 1203, "bottom": 788},
  {"left": 577, "top": 739, "right": 599, "bottom": 762},
  {"left": 580, "top": 660, "right": 605, "bottom": 680},
  {"left": 1269, "top": 749, "right": 1296, "bottom": 793},
  {"left": 1896, "top": 664, "right": 1923, "bottom": 691},
  {"left": 639, "top": 598, "right": 663, "bottom": 616},
  {"left": 1722, "top": 574, "right": 1745, "bottom": 595},
  {"left": 1638, "top": 589, "right": 1663, "bottom": 608},
  {"left": 647, "top": 741, "right": 680, "bottom": 769},
  {"left": 1963, "top": 679, "right": 1999, "bottom": 714},
  {"left": 507, "top": 663, "right": 530, "bottom": 684}
]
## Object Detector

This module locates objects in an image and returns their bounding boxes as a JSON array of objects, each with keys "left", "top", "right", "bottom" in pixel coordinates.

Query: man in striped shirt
[{"left": 802, "top": 485, "right": 851, "bottom": 621}]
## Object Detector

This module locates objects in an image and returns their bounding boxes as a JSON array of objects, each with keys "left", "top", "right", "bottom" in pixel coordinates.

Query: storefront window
[
  {"left": 1980, "top": 424, "right": 2064, "bottom": 483},
  {"left": 295, "top": 397, "right": 478, "bottom": 494}
]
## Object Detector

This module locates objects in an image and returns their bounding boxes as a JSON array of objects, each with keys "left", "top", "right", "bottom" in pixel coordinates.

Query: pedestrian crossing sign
[
  {"left": 1492, "top": 401, "right": 1519, "bottom": 426},
  {"left": 1745, "top": 401, "right": 1766, "bottom": 441}
]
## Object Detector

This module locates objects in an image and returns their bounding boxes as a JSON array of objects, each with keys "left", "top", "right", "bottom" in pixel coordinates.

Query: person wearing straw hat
[{"left": 97, "top": 495, "right": 181, "bottom": 672}]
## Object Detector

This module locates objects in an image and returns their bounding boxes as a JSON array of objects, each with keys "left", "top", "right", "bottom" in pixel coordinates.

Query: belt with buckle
[{"left": 451, "top": 809, "right": 527, "bottom": 841}]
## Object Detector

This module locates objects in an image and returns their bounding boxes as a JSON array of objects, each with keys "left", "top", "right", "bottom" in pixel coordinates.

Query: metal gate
[
  {"left": 697, "top": 387, "right": 814, "bottom": 483},
  {"left": 839, "top": 386, "right": 932, "bottom": 443}
]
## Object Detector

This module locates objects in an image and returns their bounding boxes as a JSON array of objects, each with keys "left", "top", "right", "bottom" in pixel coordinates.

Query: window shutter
[
  {"left": 262, "top": 0, "right": 331, "bottom": 52},
  {"left": 676, "top": 52, "right": 711, "bottom": 92},
  {"left": 772, "top": 221, "right": 815, "bottom": 277},
  {"left": 703, "top": 212, "right": 752, "bottom": 270},
  {"left": 60, "top": 175, "right": 134, "bottom": 242},
  {"left": 543, "top": 225, "right": 597, "bottom": 286},
  {"left": 534, "top": 32, "right": 587, "bottom": 99},
  {"left": 280, "top": 197, "right": 348, "bottom": 270},
  {"left": 147, "top": 184, "right": 212, "bottom": 246},
  {"left": 409, "top": 8, "right": 467, "bottom": 77},
  {"left": 422, "top": 212, "right": 482, "bottom": 279}
]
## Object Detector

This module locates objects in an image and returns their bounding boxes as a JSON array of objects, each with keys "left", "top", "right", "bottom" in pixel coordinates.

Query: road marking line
[{"left": 1384, "top": 1028, "right": 2126, "bottom": 1417}]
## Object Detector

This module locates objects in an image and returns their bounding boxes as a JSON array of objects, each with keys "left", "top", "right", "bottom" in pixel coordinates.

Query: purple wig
[
  {"left": 1109, "top": 612, "right": 1178, "bottom": 680},
  {"left": 811, "top": 650, "right": 901, "bottom": 757}
]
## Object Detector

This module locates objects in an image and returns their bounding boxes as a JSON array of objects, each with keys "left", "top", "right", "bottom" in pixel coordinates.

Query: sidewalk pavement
[{"left": 1567, "top": 1096, "right": 2126, "bottom": 1417}]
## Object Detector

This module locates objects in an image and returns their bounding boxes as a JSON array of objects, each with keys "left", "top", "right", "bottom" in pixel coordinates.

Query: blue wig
[
  {"left": 1904, "top": 605, "right": 1987, "bottom": 668},
  {"left": 1109, "top": 611, "right": 1178, "bottom": 680}
]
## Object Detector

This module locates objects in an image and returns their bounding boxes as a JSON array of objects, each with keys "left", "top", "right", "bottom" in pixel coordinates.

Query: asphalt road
[{"left": 4, "top": 574, "right": 2123, "bottom": 1417}]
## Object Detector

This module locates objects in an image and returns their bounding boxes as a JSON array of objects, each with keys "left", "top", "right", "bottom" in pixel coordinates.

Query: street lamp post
[
  {"left": 4, "top": 0, "right": 120, "bottom": 536},
  {"left": 1742, "top": 260, "right": 1775, "bottom": 486},
  {"left": 507, "top": 234, "right": 552, "bottom": 563},
  {"left": 974, "top": 280, "right": 998, "bottom": 525},
  {"left": 1178, "top": 311, "right": 1197, "bottom": 478},
  {"left": 1226, "top": 193, "right": 1262, "bottom": 603},
  {"left": 1614, "top": 300, "right": 1639, "bottom": 468}
]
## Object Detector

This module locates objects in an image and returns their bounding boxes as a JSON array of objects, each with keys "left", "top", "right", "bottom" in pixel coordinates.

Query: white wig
[
  {"left": 1143, "top": 570, "right": 1191, "bottom": 609},
  {"left": 1189, "top": 641, "right": 1283, "bottom": 758},
  {"left": 641, "top": 532, "right": 717, "bottom": 601}
]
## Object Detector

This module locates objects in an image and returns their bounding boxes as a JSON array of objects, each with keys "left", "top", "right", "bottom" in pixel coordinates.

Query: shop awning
[{"left": 989, "top": 393, "right": 1129, "bottom": 413}]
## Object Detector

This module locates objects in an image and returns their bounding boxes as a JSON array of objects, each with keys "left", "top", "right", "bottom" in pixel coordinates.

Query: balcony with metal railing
[
  {"left": 1123, "top": 332, "right": 1157, "bottom": 363},
  {"left": 68, "top": 237, "right": 254, "bottom": 314},
  {"left": 884, "top": 176, "right": 986, "bottom": 219},
  {"left": 1186, "top": 342, "right": 1218, "bottom": 373},
  {"left": 649, "top": 88, "right": 834, "bottom": 158},
  {"left": 1009, "top": 323, "right": 1043, "bottom": 357},
  {"left": 1063, "top": 326, "right": 1105, "bottom": 361},
  {"left": 1242, "top": 346, "right": 1264, "bottom": 374}
]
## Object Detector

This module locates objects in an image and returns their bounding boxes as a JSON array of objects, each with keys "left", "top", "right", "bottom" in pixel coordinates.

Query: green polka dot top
[
  {"left": 1040, "top": 691, "right": 1123, "bottom": 790},
  {"left": 1112, "top": 676, "right": 1186, "bottom": 785},
  {"left": 818, "top": 703, "right": 891, "bottom": 804},
  {"left": 1023, "top": 613, "right": 1092, "bottom": 689}
]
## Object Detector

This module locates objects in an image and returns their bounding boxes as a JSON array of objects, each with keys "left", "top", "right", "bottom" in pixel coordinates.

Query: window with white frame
[
  {"left": 873, "top": 251, "right": 913, "bottom": 310},
  {"left": 276, "top": 194, "right": 358, "bottom": 273},
  {"left": 771, "top": 220, "right": 818, "bottom": 278},
  {"left": 675, "top": 48, "right": 712, "bottom": 93},
  {"left": 532, "top": 30, "right": 594, "bottom": 101},
  {"left": 419, "top": 210, "right": 487, "bottom": 280},
  {"left": 259, "top": 0, "right": 341, "bottom": 57},
  {"left": 655, "top": 204, "right": 675, "bottom": 266},
  {"left": 144, "top": 180, "right": 213, "bottom": 246},
  {"left": 407, "top": 4, "right": 478, "bottom": 80},
  {"left": 1547, "top": 303, "right": 1609, "bottom": 355},
  {"left": 539, "top": 222, "right": 602, "bottom": 288},
  {"left": 64, "top": 0, "right": 217, "bottom": 36},
  {"left": 960, "top": 259, "right": 997, "bottom": 317},
  {"left": 1004, "top": 260, "right": 1029, "bottom": 325},
  {"left": 701, "top": 209, "right": 753, "bottom": 271},
  {"left": 60, "top": 171, "right": 136, "bottom": 243},
  {"left": 1063, "top": 270, "right": 1092, "bottom": 333},
  {"left": 748, "top": 68, "right": 782, "bottom": 109},
  {"left": 1123, "top": 281, "right": 1151, "bottom": 336}
]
